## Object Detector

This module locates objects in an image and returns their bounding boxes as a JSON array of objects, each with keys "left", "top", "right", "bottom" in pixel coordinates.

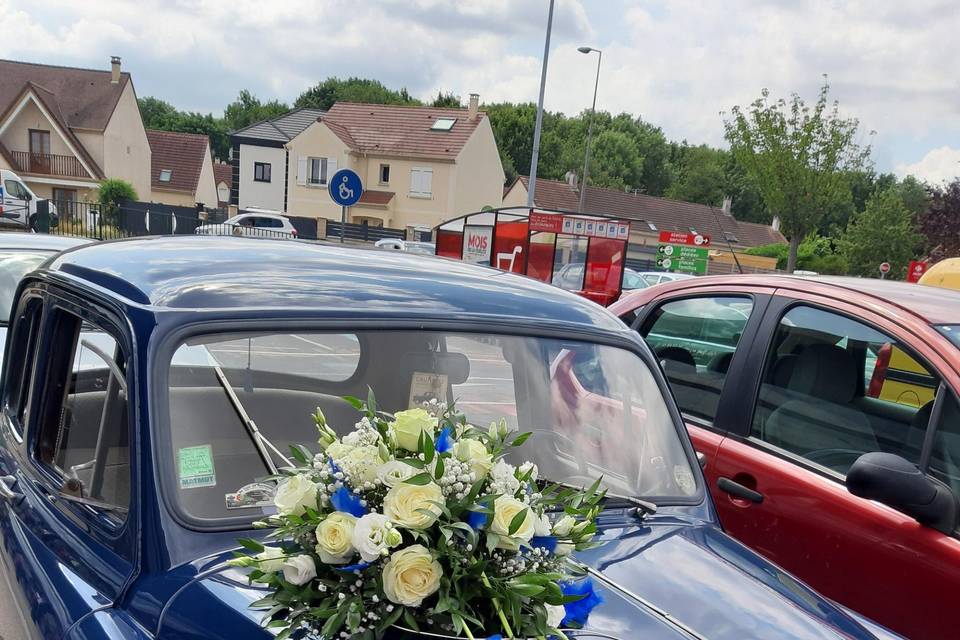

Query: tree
[
  {"left": 746, "top": 233, "right": 847, "bottom": 274},
  {"left": 839, "top": 187, "right": 921, "bottom": 279},
  {"left": 666, "top": 143, "right": 727, "bottom": 205},
  {"left": 138, "top": 97, "right": 180, "bottom": 129},
  {"left": 431, "top": 91, "right": 462, "bottom": 108},
  {"left": 97, "top": 178, "right": 138, "bottom": 224},
  {"left": 896, "top": 175, "right": 929, "bottom": 217},
  {"left": 138, "top": 97, "right": 231, "bottom": 161},
  {"left": 916, "top": 178, "right": 960, "bottom": 262},
  {"left": 223, "top": 89, "right": 289, "bottom": 132},
  {"left": 587, "top": 130, "right": 644, "bottom": 191},
  {"left": 724, "top": 78, "right": 872, "bottom": 272},
  {"left": 294, "top": 77, "right": 421, "bottom": 110}
]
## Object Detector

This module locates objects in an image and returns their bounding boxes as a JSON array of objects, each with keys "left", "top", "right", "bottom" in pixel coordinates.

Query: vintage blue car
[{"left": 0, "top": 237, "right": 898, "bottom": 639}]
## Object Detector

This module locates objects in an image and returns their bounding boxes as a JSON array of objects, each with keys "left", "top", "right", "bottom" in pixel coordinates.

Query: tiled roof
[
  {"left": 232, "top": 108, "right": 327, "bottom": 142},
  {"left": 147, "top": 130, "right": 210, "bottom": 194},
  {"left": 514, "top": 176, "right": 786, "bottom": 248},
  {"left": 213, "top": 162, "right": 232, "bottom": 187},
  {"left": 358, "top": 190, "right": 395, "bottom": 206},
  {"left": 0, "top": 59, "right": 129, "bottom": 131},
  {"left": 321, "top": 102, "right": 486, "bottom": 160}
]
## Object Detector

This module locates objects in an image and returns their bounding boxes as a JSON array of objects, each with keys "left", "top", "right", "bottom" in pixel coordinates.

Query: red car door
[{"left": 711, "top": 292, "right": 960, "bottom": 640}]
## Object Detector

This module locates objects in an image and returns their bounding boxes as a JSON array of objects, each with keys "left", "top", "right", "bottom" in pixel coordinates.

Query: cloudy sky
[{"left": 5, "top": 0, "right": 959, "bottom": 183}]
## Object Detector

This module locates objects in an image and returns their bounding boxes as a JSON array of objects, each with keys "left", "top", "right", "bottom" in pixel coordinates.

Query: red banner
[
  {"left": 529, "top": 211, "right": 563, "bottom": 233},
  {"left": 907, "top": 260, "right": 929, "bottom": 283},
  {"left": 658, "top": 231, "right": 711, "bottom": 247}
]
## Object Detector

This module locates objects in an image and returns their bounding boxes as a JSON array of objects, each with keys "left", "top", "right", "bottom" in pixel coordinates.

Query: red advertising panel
[
  {"left": 435, "top": 229, "right": 463, "bottom": 259},
  {"left": 658, "top": 230, "right": 711, "bottom": 247},
  {"left": 493, "top": 221, "right": 528, "bottom": 273},
  {"left": 583, "top": 237, "right": 624, "bottom": 307},
  {"left": 529, "top": 211, "right": 563, "bottom": 233},
  {"left": 908, "top": 260, "right": 929, "bottom": 283},
  {"left": 527, "top": 234, "right": 555, "bottom": 283}
]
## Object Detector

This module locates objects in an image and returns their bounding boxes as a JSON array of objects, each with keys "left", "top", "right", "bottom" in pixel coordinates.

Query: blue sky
[{"left": 5, "top": 0, "right": 960, "bottom": 182}]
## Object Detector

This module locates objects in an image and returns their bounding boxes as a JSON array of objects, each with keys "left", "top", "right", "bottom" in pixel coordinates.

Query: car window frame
[{"left": 739, "top": 292, "right": 949, "bottom": 487}]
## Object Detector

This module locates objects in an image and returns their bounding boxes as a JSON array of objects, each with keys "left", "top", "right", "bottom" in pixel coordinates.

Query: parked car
[
  {"left": 1, "top": 169, "right": 59, "bottom": 230},
  {"left": 195, "top": 210, "right": 297, "bottom": 238},
  {"left": 637, "top": 271, "right": 697, "bottom": 286},
  {"left": 373, "top": 238, "right": 436, "bottom": 255},
  {"left": 553, "top": 265, "right": 650, "bottom": 293},
  {"left": 610, "top": 274, "right": 960, "bottom": 640},
  {"left": 0, "top": 238, "right": 898, "bottom": 640}
]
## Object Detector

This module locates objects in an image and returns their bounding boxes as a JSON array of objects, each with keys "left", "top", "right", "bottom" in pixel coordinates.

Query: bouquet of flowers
[{"left": 229, "top": 394, "right": 605, "bottom": 639}]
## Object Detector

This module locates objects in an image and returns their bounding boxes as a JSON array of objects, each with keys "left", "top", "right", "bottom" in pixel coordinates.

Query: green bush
[
  {"left": 97, "top": 179, "right": 138, "bottom": 225},
  {"left": 746, "top": 233, "right": 846, "bottom": 273}
]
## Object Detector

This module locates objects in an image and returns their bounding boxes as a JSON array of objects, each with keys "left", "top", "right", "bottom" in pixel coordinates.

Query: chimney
[
  {"left": 771, "top": 215, "right": 781, "bottom": 232},
  {"left": 721, "top": 196, "right": 732, "bottom": 214},
  {"left": 565, "top": 170, "right": 578, "bottom": 189},
  {"left": 468, "top": 93, "right": 479, "bottom": 121},
  {"left": 110, "top": 56, "right": 121, "bottom": 83}
]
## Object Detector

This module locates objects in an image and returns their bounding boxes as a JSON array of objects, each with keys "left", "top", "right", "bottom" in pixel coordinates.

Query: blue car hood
[{"left": 159, "top": 516, "right": 893, "bottom": 640}]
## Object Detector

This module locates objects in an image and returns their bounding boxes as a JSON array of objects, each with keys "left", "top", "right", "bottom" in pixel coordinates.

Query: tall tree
[
  {"left": 138, "top": 96, "right": 180, "bottom": 129},
  {"left": 840, "top": 187, "right": 921, "bottom": 279},
  {"left": 294, "top": 78, "right": 421, "bottom": 110},
  {"left": 431, "top": 91, "right": 462, "bottom": 108},
  {"left": 223, "top": 90, "right": 289, "bottom": 132},
  {"left": 916, "top": 178, "right": 960, "bottom": 262},
  {"left": 138, "top": 97, "right": 230, "bottom": 161},
  {"left": 724, "top": 79, "right": 872, "bottom": 272},
  {"left": 666, "top": 143, "right": 727, "bottom": 205},
  {"left": 896, "top": 175, "right": 930, "bottom": 217}
]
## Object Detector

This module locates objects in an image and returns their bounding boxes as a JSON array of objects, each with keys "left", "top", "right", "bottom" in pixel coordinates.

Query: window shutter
[
  {"left": 410, "top": 169, "right": 421, "bottom": 195},
  {"left": 297, "top": 157, "right": 307, "bottom": 186},
  {"left": 422, "top": 168, "right": 433, "bottom": 195},
  {"left": 327, "top": 157, "right": 338, "bottom": 178}
]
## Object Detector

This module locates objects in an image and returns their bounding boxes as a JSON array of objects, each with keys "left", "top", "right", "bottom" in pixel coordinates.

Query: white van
[{"left": 0, "top": 169, "right": 58, "bottom": 229}]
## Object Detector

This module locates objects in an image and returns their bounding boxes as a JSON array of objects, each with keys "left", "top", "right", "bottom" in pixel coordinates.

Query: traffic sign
[
  {"left": 657, "top": 244, "right": 708, "bottom": 260},
  {"left": 329, "top": 169, "right": 363, "bottom": 207},
  {"left": 879, "top": 262, "right": 891, "bottom": 275},
  {"left": 907, "top": 260, "right": 929, "bottom": 283},
  {"left": 657, "top": 255, "right": 708, "bottom": 275},
  {"left": 658, "top": 230, "right": 711, "bottom": 247}
]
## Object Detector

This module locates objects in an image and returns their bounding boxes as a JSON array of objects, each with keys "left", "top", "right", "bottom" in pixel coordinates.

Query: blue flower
[
  {"left": 487, "top": 636, "right": 503, "bottom": 640},
  {"left": 333, "top": 560, "right": 371, "bottom": 573},
  {"left": 330, "top": 486, "right": 367, "bottom": 517},
  {"left": 561, "top": 578, "right": 603, "bottom": 627},
  {"left": 328, "top": 457, "right": 341, "bottom": 475},
  {"left": 466, "top": 509, "right": 489, "bottom": 530},
  {"left": 435, "top": 426, "right": 454, "bottom": 454},
  {"left": 531, "top": 535, "right": 558, "bottom": 553}
]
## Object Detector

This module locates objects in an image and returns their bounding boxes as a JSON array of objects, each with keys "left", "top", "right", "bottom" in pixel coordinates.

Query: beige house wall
[
  {"left": 451, "top": 117, "right": 505, "bottom": 216},
  {"left": 193, "top": 142, "right": 218, "bottom": 207},
  {"left": 0, "top": 100, "right": 76, "bottom": 158},
  {"left": 501, "top": 180, "right": 528, "bottom": 208},
  {"left": 102, "top": 82, "right": 151, "bottom": 199},
  {"left": 284, "top": 122, "right": 353, "bottom": 220},
  {"left": 74, "top": 129, "right": 104, "bottom": 170},
  {"left": 379, "top": 157, "right": 454, "bottom": 229},
  {"left": 150, "top": 189, "right": 197, "bottom": 207}
]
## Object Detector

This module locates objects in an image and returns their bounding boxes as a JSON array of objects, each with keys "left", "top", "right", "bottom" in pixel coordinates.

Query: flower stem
[{"left": 480, "top": 571, "right": 514, "bottom": 638}]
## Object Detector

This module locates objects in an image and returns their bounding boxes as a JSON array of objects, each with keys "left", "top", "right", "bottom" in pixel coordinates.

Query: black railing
[{"left": 326, "top": 221, "right": 405, "bottom": 243}]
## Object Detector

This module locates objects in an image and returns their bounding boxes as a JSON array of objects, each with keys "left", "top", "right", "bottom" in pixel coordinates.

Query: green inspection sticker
[{"left": 178, "top": 444, "right": 216, "bottom": 489}]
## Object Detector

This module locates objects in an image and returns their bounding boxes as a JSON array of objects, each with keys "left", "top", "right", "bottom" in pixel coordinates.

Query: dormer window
[
  {"left": 431, "top": 118, "right": 456, "bottom": 131},
  {"left": 159, "top": 169, "right": 172, "bottom": 182}
]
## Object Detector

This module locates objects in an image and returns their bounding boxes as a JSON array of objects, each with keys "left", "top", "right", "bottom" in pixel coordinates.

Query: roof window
[
  {"left": 431, "top": 118, "right": 457, "bottom": 131},
  {"left": 646, "top": 221, "right": 657, "bottom": 231},
  {"left": 159, "top": 169, "right": 172, "bottom": 182}
]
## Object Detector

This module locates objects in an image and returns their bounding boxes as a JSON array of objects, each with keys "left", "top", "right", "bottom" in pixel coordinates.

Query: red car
[{"left": 610, "top": 275, "right": 960, "bottom": 640}]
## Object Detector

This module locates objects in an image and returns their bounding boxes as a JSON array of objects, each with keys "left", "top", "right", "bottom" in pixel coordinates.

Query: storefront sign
[
  {"left": 658, "top": 231, "right": 711, "bottom": 247},
  {"left": 462, "top": 225, "right": 493, "bottom": 264}
]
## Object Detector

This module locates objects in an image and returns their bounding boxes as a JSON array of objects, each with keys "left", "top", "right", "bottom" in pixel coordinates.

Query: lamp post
[{"left": 577, "top": 46, "right": 602, "bottom": 213}]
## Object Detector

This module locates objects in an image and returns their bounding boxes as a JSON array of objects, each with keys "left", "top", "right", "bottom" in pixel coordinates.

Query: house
[
  {"left": 283, "top": 96, "right": 504, "bottom": 229},
  {"left": 213, "top": 162, "right": 231, "bottom": 206},
  {"left": 503, "top": 175, "right": 786, "bottom": 270},
  {"left": 145, "top": 130, "right": 217, "bottom": 207},
  {"left": 229, "top": 107, "right": 327, "bottom": 211},
  {"left": 0, "top": 56, "right": 151, "bottom": 203}
]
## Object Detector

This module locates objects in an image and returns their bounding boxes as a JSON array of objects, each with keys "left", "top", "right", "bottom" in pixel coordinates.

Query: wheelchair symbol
[{"left": 338, "top": 176, "right": 354, "bottom": 201}]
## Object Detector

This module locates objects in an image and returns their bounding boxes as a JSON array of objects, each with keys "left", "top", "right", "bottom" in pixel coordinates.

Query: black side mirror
[{"left": 847, "top": 452, "right": 959, "bottom": 534}]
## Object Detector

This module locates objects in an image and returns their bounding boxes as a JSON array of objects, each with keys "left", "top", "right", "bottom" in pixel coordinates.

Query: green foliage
[
  {"left": 724, "top": 78, "right": 872, "bottom": 271},
  {"left": 223, "top": 89, "right": 290, "bottom": 132},
  {"left": 97, "top": 178, "right": 137, "bottom": 224},
  {"left": 294, "top": 77, "right": 421, "bottom": 111},
  {"left": 746, "top": 233, "right": 847, "bottom": 274},
  {"left": 840, "top": 187, "right": 922, "bottom": 279},
  {"left": 666, "top": 143, "right": 727, "bottom": 206},
  {"left": 896, "top": 175, "right": 930, "bottom": 217},
  {"left": 431, "top": 91, "right": 462, "bottom": 108},
  {"left": 138, "top": 96, "right": 231, "bottom": 161}
]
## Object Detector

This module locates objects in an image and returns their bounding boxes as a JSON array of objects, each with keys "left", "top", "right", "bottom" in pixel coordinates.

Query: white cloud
[{"left": 896, "top": 146, "right": 960, "bottom": 184}]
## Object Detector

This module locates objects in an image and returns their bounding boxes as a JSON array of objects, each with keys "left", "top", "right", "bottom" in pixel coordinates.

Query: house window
[
  {"left": 159, "top": 169, "right": 172, "bottom": 183},
  {"left": 379, "top": 164, "right": 390, "bottom": 185},
  {"left": 310, "top": 158, "right": 329, "bottom": 186},
  {"left": 431, "top": 118, "right": 457, "bottom": 131},
  {"left": 410, "top": 167, "right": 433, "bottom": 198},
  {"left": 254, "top": 162, "right": 271, "bottom": 183},
  {"left": 29, "top": 129, "right": 50, "bottom": 156}
]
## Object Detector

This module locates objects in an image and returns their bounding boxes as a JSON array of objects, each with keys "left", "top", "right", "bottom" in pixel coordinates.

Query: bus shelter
[{"left": 434, "top": 207, "right": 632, "bottom": 306}]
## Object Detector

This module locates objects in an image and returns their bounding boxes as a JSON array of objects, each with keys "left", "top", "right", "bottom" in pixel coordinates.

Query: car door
[
  {"left": 632, "top": 289, "right": 772, "bottom": 475},
  {"left": 0, "top": 290, "right": 136, "bottom": 638},
  {"left": 711, "top": 293, "right": 960, "bottom": 640}
]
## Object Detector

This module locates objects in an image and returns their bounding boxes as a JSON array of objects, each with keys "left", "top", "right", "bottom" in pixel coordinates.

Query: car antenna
[{"left": 709, "top": 203, "right": 744, "bottom": 274}]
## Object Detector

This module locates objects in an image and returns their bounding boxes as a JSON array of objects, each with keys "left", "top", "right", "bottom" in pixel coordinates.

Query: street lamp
[{"left": 577, "top": 46, "right": 602, "bottom": 213}]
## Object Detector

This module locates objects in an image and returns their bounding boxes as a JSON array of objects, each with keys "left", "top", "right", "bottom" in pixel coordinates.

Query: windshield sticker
[
  {"left": 226, "top": 482, "right": 276, "bottom": 510},
  {"left": 674, "top": 465, "right": 695, "bottom": 494},
  {"left": 409, "top": 372, "right": 448, "bottom": 408},
  {"left": 178, "top": 445, "right": 216, "bottom": 489}
]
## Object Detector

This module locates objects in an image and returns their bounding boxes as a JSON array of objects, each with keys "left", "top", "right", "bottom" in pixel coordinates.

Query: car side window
[
  {"left": 5, "top": 296, "right": 44, "bottom": 437},
  {"left": 751, "top": 305, "right": 935, "bottom": 477},
  {"left": 641, "top": 296, "right": 754, "bottom": 423},
  {"left": 34, "top": 310, "right": 130, "bottom": 525},
  {"left": 926, "top": 390, "right": 960, "bottom": 502}
]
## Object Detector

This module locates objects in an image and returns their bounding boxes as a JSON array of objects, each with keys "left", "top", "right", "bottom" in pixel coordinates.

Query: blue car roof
[{"left": 43, "top": 236, "right": 626, "bottom": 332}]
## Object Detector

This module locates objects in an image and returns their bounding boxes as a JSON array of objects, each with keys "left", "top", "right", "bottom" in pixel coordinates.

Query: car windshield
[
  {"left": 165, "top": 330, "right": 696, "bottom": 522},
  {"left": 622, "top": 270, "right": 649, "bottom": 290},
  {"left": 0, "top": 250, "right": 54, "bottom": 323}
]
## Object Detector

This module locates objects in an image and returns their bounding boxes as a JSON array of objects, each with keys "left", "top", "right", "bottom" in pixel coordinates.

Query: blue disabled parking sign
[{"left": 329, "top": 169, "right": 363, "bottom": 207}]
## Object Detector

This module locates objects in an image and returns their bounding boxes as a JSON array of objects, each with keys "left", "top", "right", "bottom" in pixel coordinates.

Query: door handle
[
  {"left": 0, "top": 475, "right": 23, "bottom": 502},
  {"left": 717, "top": 477, "right": 763, "bottom": 504}
]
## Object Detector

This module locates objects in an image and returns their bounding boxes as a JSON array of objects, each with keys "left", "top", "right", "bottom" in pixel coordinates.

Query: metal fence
[{"left": 326, "top": 221, "right": 405, "bottom": 243}]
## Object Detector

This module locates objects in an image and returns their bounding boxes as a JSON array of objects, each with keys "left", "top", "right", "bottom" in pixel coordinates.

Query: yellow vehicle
[
  {"left": 918, "top": 257, "right": 960, "bottom": 291},
  {"left": 867, "top": 342, "right": 937, "bottom": 408}
]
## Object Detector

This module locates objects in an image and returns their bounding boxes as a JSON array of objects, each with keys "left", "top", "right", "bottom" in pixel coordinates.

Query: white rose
[
  {"left": 383, "top": 482, "right": 444, "bottom": 530},
  {"left": 273, "top": 474, "right": 319, "bottom": 516},
  {"left": 255, "top": 546, "right": 286, "bottom": 573},
  {"left": 377, "top": 460, "right": 415, "bottom": 487},
  {"left": 489, "top": 459, "right": 520, "bottom": 495},
  {"left": 352, "top": 513, "right": 403, "bottom": 562},
  {"left": 325, "top": 441, "right": 352, "bottom": 461},
  {"left": 391, "top": 409, "right": 437, "bottom": 452},
  {"left": 546, "top": 603, "right": 566, "bottom": 628},
  {"left": 454, "top": 438, "right": 493, "bottom": 479},
  {"left": 534, "top": 513, "right": 551, "bottom": 537},
  {"left": 382, "top": 544, "right": 443, "bottom": 607},
  {"left": 315, "top": 512, "right": 356, "bottom": 564},
  {"left": 552, "top": 515, "right": 576, "bottom": 536},
  {"left": 519, "top": 461, "right": 539, "bottom": 482},
  {"left": 489, "top": 495, "right": 536, "bottom": 550},
  {"left": 555, "top": 542, "right": 575, "bottom": 556},
  {"left": 281, "top": 554, "right": 317, "bottom": 586}
]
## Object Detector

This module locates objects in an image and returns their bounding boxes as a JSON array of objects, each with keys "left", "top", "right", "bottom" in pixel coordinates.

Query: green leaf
[
  {"left": 508, "top": 583, "right": 545, "bottom": 597},
  {"left": 507, "top": 507, "right": 529, "bottom": 536},
  {"left": 421, "top": 430, "right": 435, "bottom": 464},
  {"left": 510, "top": 431, "right": 533, "bottom": 447},
  {"left": 342, "top": 395, "right": 364, "bottom": 410},
  {"left": 288, "top": 444, "right": 309, "bottom": 464},
  {"left": 401, "top": 457, "right": 426, "bottom": 469},
  {"left": 366, "top": 386, "right": 377, "bottom": 415},
  {"left": 434, "top": 455, "right": 445, "bottom": 480},
  {"left": 236, "top": 537, "right": 265, "bottom": 553},
  {"left": 402, "top": 608, "right": 420, "bottom": 631},
  {"left": 485, "top": 532, "right": 501, "bottom": 553},
  {"left": 403, "top": 472, "right": 434, "bottom": 486}
]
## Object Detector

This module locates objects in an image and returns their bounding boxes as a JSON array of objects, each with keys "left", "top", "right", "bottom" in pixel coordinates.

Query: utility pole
[
  {"left": 527, "top": 0, "right": 555, "bottom": 208},
  {"left": 577, "top": 47, "right": 602, "bottom": 213}
]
